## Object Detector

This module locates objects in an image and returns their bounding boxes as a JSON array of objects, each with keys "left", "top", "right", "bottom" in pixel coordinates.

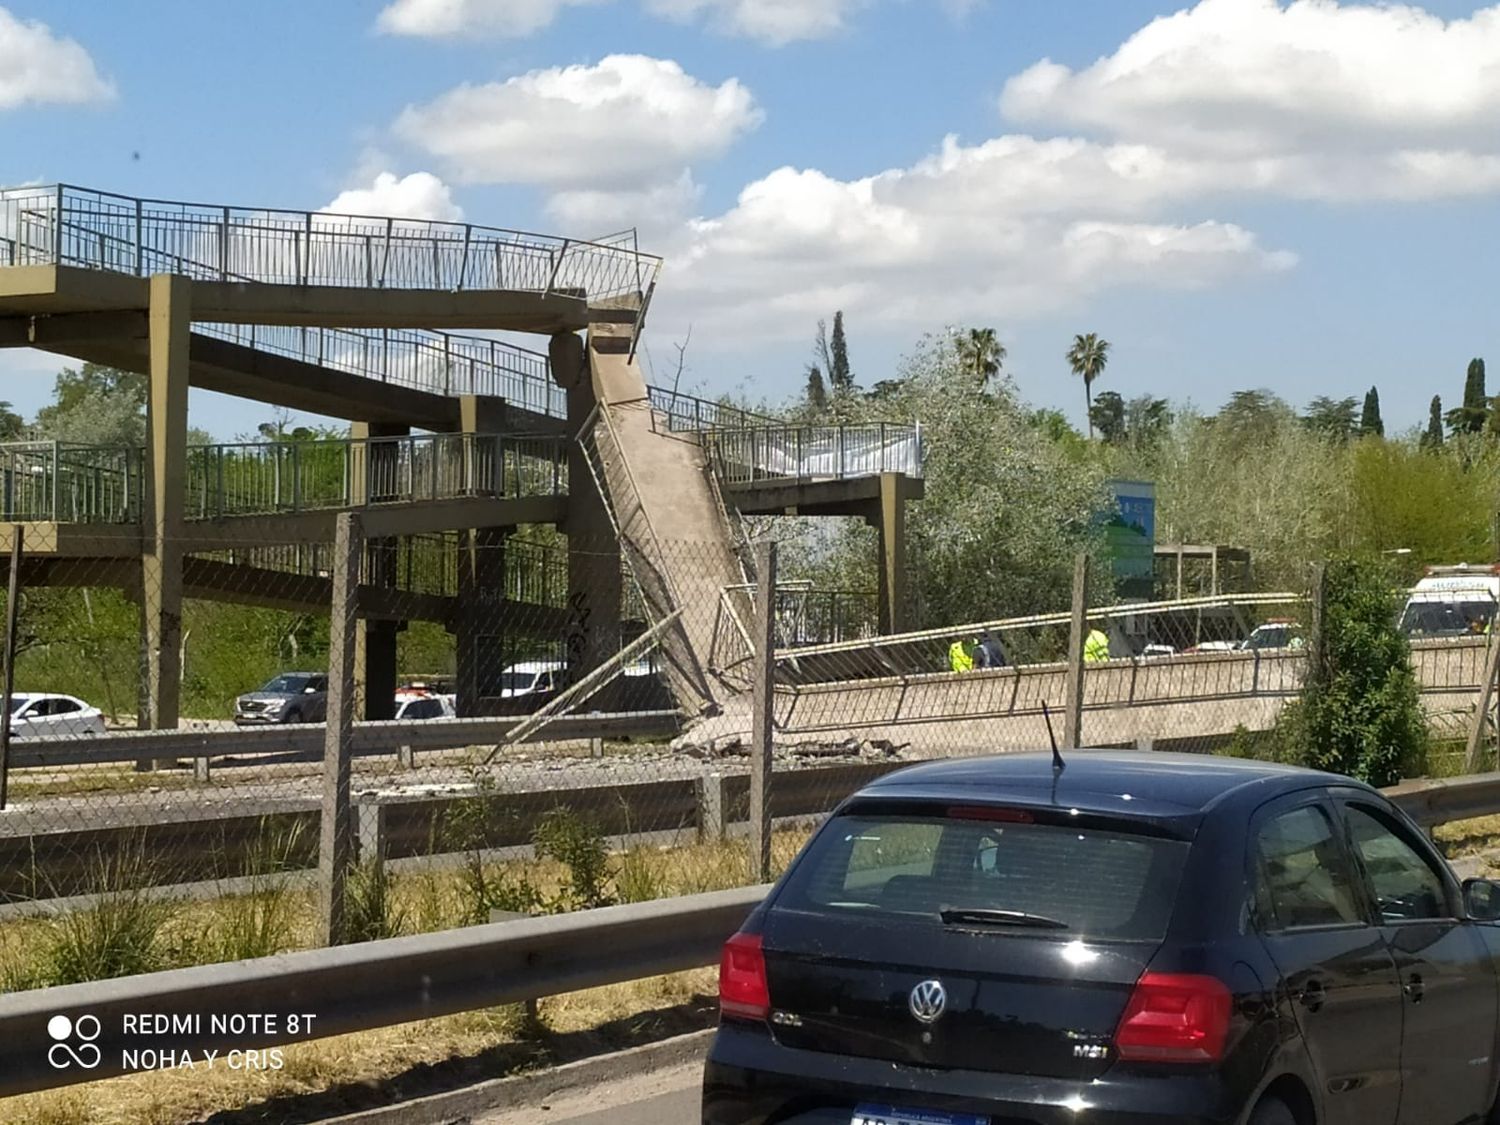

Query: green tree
[
  {"left": 1278, "top": 557, "right": 1425, "bottom": 787},
  {"left": 1089, "top": 390, "right": 1127, "bottom": 444},
  {"left": 1303, "top": 396, "right": 1360, "bottom": 442},
  {"left": 1421, "top": 395, "right": 1444, "bottom": 450},
  {"left": 955, "top": 327, "right": 1005, "bottom": 391},
  {"left": 33, "top": 363, "right": 146, "bottom": 447},
  {"left": 1446, "top": 357, "right": 1488, "bottom": 434},
  {"left": 1124, "top": 395, "right": 1172, "bottom": 452},
  {"left": 1066, "top": 333, "right": 1110, "bottom": 438},
  {"left": 1359, "top": 386, "right": 1383, "bottom": 437},
  {"left": 829, "top": 311, "right": 852, "bottom": 393},
  {"left": 804, "top": 365, "right": 828, "bottom": 413},
  {"left": 0, "top": 401, "right": 22, "bottom": 440}
]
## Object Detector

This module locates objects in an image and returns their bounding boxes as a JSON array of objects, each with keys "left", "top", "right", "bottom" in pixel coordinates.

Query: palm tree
[
  {"left": 1067, "top": 333, "right": 1111, "bottom": 438},
  {"left": 955, "top": 327, "right": 1006, "bottom": 389}
]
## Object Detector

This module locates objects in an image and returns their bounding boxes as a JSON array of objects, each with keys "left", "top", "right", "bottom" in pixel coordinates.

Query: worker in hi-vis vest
[
  {"left": 1084, "top": 626, "right": 1110, "bottom": 663},
  {"left": 948, "top": 637, "right": 976, "bottom": 673}
]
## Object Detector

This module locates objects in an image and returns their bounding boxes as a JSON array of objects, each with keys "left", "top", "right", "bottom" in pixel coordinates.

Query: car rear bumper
[{"left": 703, "top": 1025, "right": 1243, "bottom": 1125}]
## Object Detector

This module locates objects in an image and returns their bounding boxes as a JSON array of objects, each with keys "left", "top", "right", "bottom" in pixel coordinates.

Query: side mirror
[{"left": 1464, "top": 878, "right": 1500, "bottom": 922}]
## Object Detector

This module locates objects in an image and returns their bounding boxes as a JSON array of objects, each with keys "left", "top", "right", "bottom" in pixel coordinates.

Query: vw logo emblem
[{"left": 909, "top": 979, "right": 947, "bottom": 1024}]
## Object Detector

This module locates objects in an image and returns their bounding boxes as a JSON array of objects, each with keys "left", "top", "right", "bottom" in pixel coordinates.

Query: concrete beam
[
  {"left": 178, "top": 494, "right": 568, "bottom": 549},
  {"left": 727, "top": 473, "right": 924, "bottom": 518},
  {"left": 870, "top": 472, "right": 908, "bottom": 635},
  {"left": 0, "top": 310, "right": 148, "bottom": 348}
]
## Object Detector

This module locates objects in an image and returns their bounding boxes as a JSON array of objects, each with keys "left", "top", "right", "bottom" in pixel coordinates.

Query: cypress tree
[
  {"left": 1359, "top": 386, "right": 1383, "bottom": 437},
  {"left": 829, "top": 311, "right": 852, "bottom": 393},
  {"left": 1421, "top": 395, "right": 1444, "bottom": 450}
]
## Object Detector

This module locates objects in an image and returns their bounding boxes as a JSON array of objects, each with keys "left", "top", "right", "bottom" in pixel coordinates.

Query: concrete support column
[
  {"left": 556, "top": 331, "right": 623, "bottom": 711},
  {"left": 141, "top": 274, "right": 189, "bottom": 733},
  {"left": 868, "top": 472, "right": 908, "bottom": 636},
  {"left": 455, "top": 526, "right": 509, "bottom": 716},
  {"left": 352, "top": 420, "right": 408, "bottom": 720}
]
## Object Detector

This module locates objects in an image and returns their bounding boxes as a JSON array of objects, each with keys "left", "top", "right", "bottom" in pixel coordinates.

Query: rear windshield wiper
[{"left": 939, "top": 907, "right": 1069, "bottom": 930}]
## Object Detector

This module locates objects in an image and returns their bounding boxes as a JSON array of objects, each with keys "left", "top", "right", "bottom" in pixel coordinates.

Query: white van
[{"left": 1400, "top": 564, "right": 1500, "bottom": 638}]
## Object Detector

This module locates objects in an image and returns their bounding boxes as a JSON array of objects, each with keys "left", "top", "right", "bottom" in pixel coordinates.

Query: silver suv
[{"left": 234, "top": 673, "right": 328, "bottom": 725}]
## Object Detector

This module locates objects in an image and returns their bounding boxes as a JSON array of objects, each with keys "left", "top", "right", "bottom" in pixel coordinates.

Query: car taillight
[
  {"left": 719, "top": 932, "right": 769, "bottom": 1021},
  {"left": 1114, "top": 972, "right": 1232, "bottom": 1063}
]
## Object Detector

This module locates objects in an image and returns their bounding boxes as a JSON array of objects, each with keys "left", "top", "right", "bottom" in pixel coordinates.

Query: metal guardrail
[
  {"left": 3, "top": 710, "right": 681, "bottom": 770},
  {"left": 0, "top": 883, "right": 766, "bottom": 1096},
  {"left": 0, "top": 184, "right": 661, "bottom": 302},
  {"left": 0, "top": 766, "right": 1497, "bottom": 1097},
  {"left": 706, "top": 423, "right": 925, "bottom": 485}
]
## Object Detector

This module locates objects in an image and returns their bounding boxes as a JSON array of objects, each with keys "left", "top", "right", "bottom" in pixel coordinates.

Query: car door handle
[
  {"left": 1299, "top": 979, "right": 1326, "bottom": 1012},
  {"left": 1404, "top": 973, "right": 1425, "bottom": 1003}
]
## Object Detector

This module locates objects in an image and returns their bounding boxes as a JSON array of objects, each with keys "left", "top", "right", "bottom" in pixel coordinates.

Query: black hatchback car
[{"left": 703, "top": 751, "right": 1500, "bottom": 1125}]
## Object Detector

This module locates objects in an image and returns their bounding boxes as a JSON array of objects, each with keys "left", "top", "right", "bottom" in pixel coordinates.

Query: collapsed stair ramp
[{"left": 578, "top": 331, "right": 753, "bottom": 717}]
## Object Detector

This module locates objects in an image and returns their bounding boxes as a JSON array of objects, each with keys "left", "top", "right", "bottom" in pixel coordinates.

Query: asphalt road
[{"left": 472, "top": 1061, "right": 702, "bottom": 1124}]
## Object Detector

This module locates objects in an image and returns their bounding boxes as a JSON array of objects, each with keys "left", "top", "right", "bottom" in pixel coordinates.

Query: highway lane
[{"left": 473, "top": 1060, "right": 702, "bottom": 1124}]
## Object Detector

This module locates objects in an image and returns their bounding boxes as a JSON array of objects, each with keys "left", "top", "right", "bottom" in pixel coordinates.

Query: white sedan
[{"left": 7, "top": 693, "right": 107, "bottom": 738}]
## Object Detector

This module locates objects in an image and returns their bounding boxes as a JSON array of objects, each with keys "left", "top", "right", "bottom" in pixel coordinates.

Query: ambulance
[{"left": 1399, "top": 563, "right": 1500, "bottom": 638}]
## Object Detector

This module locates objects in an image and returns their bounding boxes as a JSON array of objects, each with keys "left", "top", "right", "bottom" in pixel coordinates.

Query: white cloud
[
  {"left": 378, "top": 0, "right": 857, "bottom": 42},
  {"left": 545, "top": 170, "right": 702, "bottom": 239},
  {"left": 322, "top": 171, "right": 464, "bottom": 221},
  {"left": 394, "top": 55, "right": 762, "bottom": 195},
  {"left": 642, "top": 0, "right": 860, "bottom": 45},
  {"left": 376, "top": 0, "right": 605, "bottom": 38},
  {"left": 649, "top": 141, "right": 1294, "bottom": 344},
  {"left": 0, "top": 7, "right": 113, "bottom": 110},
  {"left": 999, "top": 0, "right": 1500, "bottom": 200}
]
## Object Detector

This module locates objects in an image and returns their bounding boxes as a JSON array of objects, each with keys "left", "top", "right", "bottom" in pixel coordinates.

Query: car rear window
[{"left": 777, "top": 811, "right": 1190, "bottom": 941}]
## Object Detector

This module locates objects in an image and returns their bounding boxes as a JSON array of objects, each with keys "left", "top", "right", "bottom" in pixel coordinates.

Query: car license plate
[{"left": 850, "top": 1105, "right": 987, "bottom": 1125}]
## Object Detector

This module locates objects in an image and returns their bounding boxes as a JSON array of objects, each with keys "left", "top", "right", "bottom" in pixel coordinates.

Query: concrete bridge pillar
[
  {"left": 140, "top": 274, "right": 189, "bottom": 734},
  {"left": 868, "top": 472, "right": 908, "bottom": 635},
  {"left": 554, "top": 330, "right": 623, "bottom": 711},
  {"left": 454, "top": 526, "right": 510, "bottom": 715},
  {"left": 352, "top": 420, "right": 409, "bottom": 720}
]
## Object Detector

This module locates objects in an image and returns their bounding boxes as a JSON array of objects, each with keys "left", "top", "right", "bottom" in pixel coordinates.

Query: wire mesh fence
[{"left": 0, "top": 528, "right": 1496, "bottom": 999}]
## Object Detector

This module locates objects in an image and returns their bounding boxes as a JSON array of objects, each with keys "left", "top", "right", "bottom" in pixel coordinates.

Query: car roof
[
  {"left": 855, "top": 750, "right": 1345, "bottom": 820},
  {"left": 504, "top": 661, "right": 563, "bottom": 673}
]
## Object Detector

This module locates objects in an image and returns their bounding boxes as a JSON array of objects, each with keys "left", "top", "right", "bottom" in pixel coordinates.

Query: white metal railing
[
  {"left": 196, "top": 324, "right": 564, "bottom": 418},
  {"left": 0, "top": 184, "right": 661, "bottom": 302},
  {"left": 706, "top": 423, "right": 924, "bottom": 484}
]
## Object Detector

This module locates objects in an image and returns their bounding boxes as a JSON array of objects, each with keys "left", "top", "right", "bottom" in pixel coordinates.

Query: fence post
[
  {"left": 750, "top": 540, "right": 777, "bottom": 881},
  {"left": 697, "top": 772, "right": 727, "bottom": 841},
  {"left": 1062, "top": 552, "right": 1089, "bottom": 750},
  {"left": 0, "top": 528, "right": 22, "bottom": 810},
  {"left": 319, "top": 512, "right": 362, "bottom": 946}
]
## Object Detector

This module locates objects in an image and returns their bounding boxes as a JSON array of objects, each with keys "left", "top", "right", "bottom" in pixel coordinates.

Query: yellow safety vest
[
  {"left": 1084, "top": 630, "right": 1110, "bottom": 663},
  {"left": 948, "top": 640, "right": 975, "bottom": 673}
]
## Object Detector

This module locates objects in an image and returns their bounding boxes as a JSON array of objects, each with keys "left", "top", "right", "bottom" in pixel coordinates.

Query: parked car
[
  {"left": 498, "top": 661, "right": 565, "bottom": 701},
  {"left": 704, "top": 750, "right": 1500, "bottom": 1125},
  {"left": 1401, "top": 564, "right": 1500, "bottom": 638},
  {"left": 393, "top": 691, "right": 456, "bottom": 721},
  {"left": 6, "top": 693, "right": 106, "bottom": 738},
  {"left": 233, "top": 673, "right": 328, "bottom": 725},
  {"left": 1240, "top": 619, "right": 1305, "bottom": 651}
]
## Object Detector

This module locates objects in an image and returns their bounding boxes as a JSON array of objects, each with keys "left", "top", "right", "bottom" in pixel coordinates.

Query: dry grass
[{"left": 0, "top": 829, "right": 809, "bottom": 1125}]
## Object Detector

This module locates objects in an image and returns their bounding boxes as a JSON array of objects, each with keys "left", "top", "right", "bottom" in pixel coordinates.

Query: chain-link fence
[{"left": 1, "top": 529, "right": 1496, "bottom": 997}]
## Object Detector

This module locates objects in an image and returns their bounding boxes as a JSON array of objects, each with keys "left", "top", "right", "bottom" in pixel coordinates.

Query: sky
[{"left": 4, "top": 0, "right": 1500, "bottom": 438}]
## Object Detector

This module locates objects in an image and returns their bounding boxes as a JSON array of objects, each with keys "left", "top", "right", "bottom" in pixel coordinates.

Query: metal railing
[
  {"left": 185, "top": 432, "right": 567, "bottom": 519},
  {"left": 0, "top": 442, "right": 141, "bottom": 523},
  {"left": 0, "top": 184, "right": 661, "bottom": 302},
  {"left": 706, "top": 422, "right": 925, "bottom": 484},
  {"left": 198, "top": 324, "right": 565, "bottom": 417},
  {"left": 646, "top": 385, "right": 781, "bottom": 432}
]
